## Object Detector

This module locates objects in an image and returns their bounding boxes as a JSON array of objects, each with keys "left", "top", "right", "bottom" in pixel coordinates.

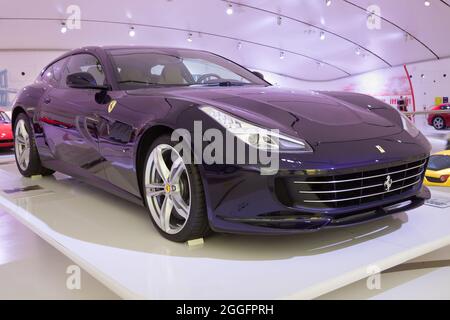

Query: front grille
[
  {"left": 0, "top": 139, "right": 13, "bottom": 143},
  {"left": 276, "top": 158, "right": 427, "bottom": 209}
]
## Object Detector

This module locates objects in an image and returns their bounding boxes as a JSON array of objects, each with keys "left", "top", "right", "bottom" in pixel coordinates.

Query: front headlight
[
  {"left": 398, "top": 110, "right": 420, "bottom": 137},
  {"left": 200, "top": 106, "right": 313, "bottom": 152}
]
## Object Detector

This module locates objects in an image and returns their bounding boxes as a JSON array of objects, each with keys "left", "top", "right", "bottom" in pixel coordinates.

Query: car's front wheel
[
  {"left": 142, "top": 134, "right": 210, "bottom": 242},
  {"left": 14, "top": 113, "right": 54, "bottom": 177},
  {"left": 433, "top": 116, "right": 446, "bottom": 130}
]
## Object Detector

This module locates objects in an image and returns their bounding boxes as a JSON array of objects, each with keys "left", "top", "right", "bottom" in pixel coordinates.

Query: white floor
[
  {"left": 2, "top": 190, "right": 449, "bottom": 300},
  {"left": 0, "top": 152, "right": 450, "bottom": 299},
  {"left": 0, "top": 209, "right": 118, "bottom": 299},
  {"left": 319, "top": 245, "right": 450, "bottom": 299}
]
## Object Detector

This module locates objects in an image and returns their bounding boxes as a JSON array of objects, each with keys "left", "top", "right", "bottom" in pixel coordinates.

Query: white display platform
[{"left": 0, "top": 156, "right": 450, "bottom": 300}]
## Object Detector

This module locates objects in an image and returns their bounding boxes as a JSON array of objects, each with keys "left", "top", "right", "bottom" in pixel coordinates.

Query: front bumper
[
  {"left": 212, "top": 185, "right": 429, "bottom": 234},
  {"left": 201, "top": 136, "right": 431, "bottom": 235}
]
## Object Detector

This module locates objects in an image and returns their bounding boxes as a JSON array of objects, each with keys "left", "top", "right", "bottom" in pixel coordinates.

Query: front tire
[
  {"left": 433, "top": 116, "right": 446, "bottom": 130},
  {"left": 142, "top": 134, "right": 210, "bottom": 242},
  {"left": 14, "top": 113, "right": 54, "bottom": 177}
]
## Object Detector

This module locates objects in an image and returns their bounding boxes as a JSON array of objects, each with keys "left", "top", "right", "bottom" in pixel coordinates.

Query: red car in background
[
  {"left": 0, "top": 109, "right": 14, "bottom": 149},
  {"left": 428, "top": 103, "right": 450, "bottom": 130}
]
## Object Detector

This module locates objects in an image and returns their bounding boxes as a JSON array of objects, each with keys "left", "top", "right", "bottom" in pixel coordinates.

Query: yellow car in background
[{"left": 424, "top": 150, "right": 450, "bottom": 187}]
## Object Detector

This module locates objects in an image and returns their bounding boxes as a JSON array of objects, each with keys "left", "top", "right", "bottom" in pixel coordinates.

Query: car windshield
[
  {"left": 428, "top": 155, "right": 450, "bottom": 171},
  {"left": 108, "top": 49, "right": 269, "bottom": 90},
  {"left": 0, "top": 111, "right": 10, "bottom": 123}
]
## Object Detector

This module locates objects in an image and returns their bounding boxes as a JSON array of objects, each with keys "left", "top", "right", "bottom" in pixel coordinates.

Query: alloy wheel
[
  {"left": 433, "top": 117, "right": 445, "bottom": 130},
  {"left": 144, "top": 144, "right": 191, "bottom": 234},
  {"left": 14, "top": 119, "right": 31, "bottom": 171}
]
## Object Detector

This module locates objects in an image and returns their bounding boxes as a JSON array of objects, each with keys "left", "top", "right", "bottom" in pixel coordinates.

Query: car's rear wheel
[
  {"left": 14, "top": 113, "right": 54, "bottom": 177},
  {"left": 433, "top": 116, "right": 446, "bottom": 130},
  {"left": 142, "top": 134, "right": 210, "bottom": 242}
]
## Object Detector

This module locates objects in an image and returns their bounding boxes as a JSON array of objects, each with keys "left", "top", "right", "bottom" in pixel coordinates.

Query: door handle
[{"left": 43, "top": 97, "right": 51, "bottom": 104}]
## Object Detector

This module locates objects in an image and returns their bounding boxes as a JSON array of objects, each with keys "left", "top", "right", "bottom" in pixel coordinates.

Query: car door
[
  {"left": 93, "top": 99, "right": 141, "bottom": 197},
  {"left": 38, "top": 53, "right": 109, "bottom": 180}
]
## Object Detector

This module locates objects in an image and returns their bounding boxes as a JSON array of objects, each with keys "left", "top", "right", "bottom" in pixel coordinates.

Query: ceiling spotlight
[
  {"left": 187, "top": 33, "right": 193, "bottom": 42},
  {"left": 277, "top": 16, "right": 282, "bottom": 26},
  {"left": 355, "top": 47, "right": 362, "bottom": 55},
  {"left": 326, "top": 0, "right": 332, "bottom": 6},
  {"left": 421, "top": 74, "right": 425, "bottom": 78},
  {"left": 424, "top": 1, "right": 431, "bottom": 6},
  {"left": 237, "top": 41, "right": 243, "bottom": 50},
  {"left": 279, "top": 51, "right": 285, "bottom": 60},
  {"left": 60, "top": 22, "right": 67, "bottom": 34},
  {"left": 226, "top": 3, "right": 233, "bottom": 15},
  {"left": 317, "top": 62, "right": 324, "bottom": 68},
  {"left": 320, "top": 31, "right": 326, "bottom": 40},
  {"left": 128, "top": 26, "right": 136, "bottom": 37}
]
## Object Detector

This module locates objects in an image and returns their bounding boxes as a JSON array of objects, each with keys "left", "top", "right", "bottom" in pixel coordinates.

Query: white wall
[
  {"left": 408, "top": 58, "right": 450, "bottom": 111},
  {"left": 0, "top": 50, "right": 65, "bottom": 108}
]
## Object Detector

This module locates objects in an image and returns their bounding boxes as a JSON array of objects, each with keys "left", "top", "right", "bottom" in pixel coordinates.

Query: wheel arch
[
  {"left": 11, "top": 106, "right": 27, "bottom": 130},
  {"left": 135, "top": 124, "right": 174, "bottom": 200}
]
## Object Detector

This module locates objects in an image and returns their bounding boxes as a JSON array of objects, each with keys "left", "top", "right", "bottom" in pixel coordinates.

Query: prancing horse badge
[{"left": 108, "top": 100, "right": 117, "bottom": 113}]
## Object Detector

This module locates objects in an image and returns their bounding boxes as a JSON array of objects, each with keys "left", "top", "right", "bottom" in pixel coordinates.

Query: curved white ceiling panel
[{"left": 0, "top": 0, "right": 448, "bottom": 81}]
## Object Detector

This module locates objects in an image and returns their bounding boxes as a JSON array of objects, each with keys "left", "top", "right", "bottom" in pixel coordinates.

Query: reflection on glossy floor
[
  {"left": 320, "top": 185, "right": 450, "bottom": 300},
  {"left": 319, "top": 245, "right": 450, "bottom": 300},
  {"left": 0, "top": 151, "right": 450, "bottom": 299},
  {"left": 0, "top": 209, "right": 118, "bottom": 299}
]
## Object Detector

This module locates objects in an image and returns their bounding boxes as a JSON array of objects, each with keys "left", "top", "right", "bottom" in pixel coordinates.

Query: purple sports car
[{"left": 12, "top": 46, "right": 431, "bottom": 242}]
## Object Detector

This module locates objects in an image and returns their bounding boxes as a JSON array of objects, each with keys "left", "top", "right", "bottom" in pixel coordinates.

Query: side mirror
[
  {"left": 252, "top": 71, "right": 265, "bottom": 80},
  {"left": 66, "top": 72, "right": 109, "bottom": 90}
]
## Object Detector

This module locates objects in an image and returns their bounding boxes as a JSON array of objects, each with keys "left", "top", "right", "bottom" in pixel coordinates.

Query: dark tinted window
[
  {"left": 109, "top": 49, "right": 268, "bottom": 90},
  {"left": 428, "top": 155, "right": 450, "bottom": 171},
  {"left": 0, "top": 111, "right": 10, "bottom": 122},
  {"left": 41, "top": 58, "right": 67, "bottom": 87},
  {"left": 63, "top": 54, "right": 106, "bottom": 87}
]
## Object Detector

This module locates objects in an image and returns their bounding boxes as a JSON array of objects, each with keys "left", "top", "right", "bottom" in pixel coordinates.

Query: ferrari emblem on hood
[{"left": 376, "top": 145, "right": 386, "bottom": 154}]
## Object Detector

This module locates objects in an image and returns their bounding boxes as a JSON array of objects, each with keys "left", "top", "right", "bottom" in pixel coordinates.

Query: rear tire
[
  {"left": 142, "top": 134, "right": 211, "bottom": 242},
  {"left": 432, "top": 116, "right": 446, "bottom": 130},
  {"left": 14, "top": 113, "right": 54, "bottom": 177}
]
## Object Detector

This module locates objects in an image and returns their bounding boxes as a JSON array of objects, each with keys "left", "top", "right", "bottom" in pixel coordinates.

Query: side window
[
  {"left": 52, "top": 58, "right": 67, "bottom": 84},
  {"left": 63, "top": 54, "right": 106, "bottom": 88},
  {"left": 40, "top": 58, "right": 67, "bottom": 87},
  {"left": 0, "top": 111, "right": 10, "bottom": 122}
]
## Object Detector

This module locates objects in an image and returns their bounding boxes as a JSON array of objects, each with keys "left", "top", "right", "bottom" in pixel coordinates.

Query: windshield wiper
[
  {"left": 194, "top": 81, "right": 251, "bottom": 87},
  {"left": 118, "top": 80, "right": 191, "bottom": 87}
]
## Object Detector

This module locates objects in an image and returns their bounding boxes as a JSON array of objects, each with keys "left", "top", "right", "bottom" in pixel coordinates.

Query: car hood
[{"left": 128, "top": 86, "right": 403, "bottom": 144}]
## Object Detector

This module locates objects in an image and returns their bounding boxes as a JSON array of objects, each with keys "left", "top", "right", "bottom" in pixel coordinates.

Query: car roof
[{"left": 43, "top": 46, "right": 215, "bottom": 72}]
